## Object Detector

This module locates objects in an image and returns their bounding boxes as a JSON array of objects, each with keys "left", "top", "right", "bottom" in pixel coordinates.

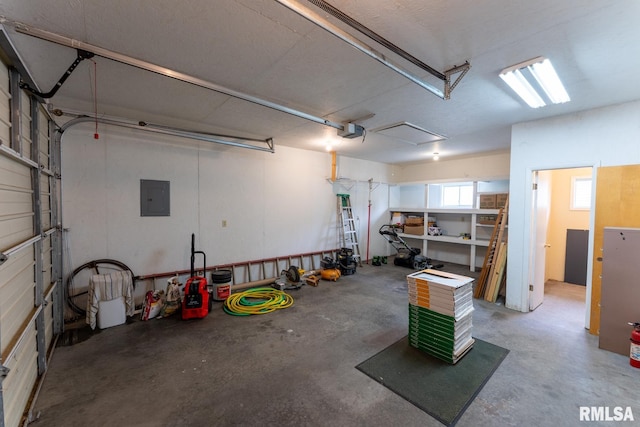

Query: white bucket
[{"left": 211, "top": 270, "right": 232, "bottom": 301}]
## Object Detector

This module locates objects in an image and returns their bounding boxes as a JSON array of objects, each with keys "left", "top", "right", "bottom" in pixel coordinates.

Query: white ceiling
[{"left": 1, "top": 0, "right": 639, "bottom": 164}]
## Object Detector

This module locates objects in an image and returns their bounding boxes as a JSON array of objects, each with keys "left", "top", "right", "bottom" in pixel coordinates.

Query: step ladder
[
  {"left": 337, "top": 194, "right": 362, "bottom": 266},
  {"left": 474, "top": 195, "right": 509, "bottom": 299}
]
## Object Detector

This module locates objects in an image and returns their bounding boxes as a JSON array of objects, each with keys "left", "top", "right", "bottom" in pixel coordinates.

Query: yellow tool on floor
[{"left": 321, "top": 268, "right": 341, "bottom": 281}]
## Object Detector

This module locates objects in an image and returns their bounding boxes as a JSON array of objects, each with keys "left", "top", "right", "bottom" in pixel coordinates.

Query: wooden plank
[
  {"left": 484, "top": 242, "right": 503, "bottom": 300},
  {"left": 486, "top": 242, "right": 507, "bottom": 302},
  {"left": 498, "top": 267, "right": 507, "bottom": 298},
  {"left": 475, "top": 209, "right": 502, "bottom": 297},
  {"left": 476, "top": 196, "right": 509, "bottom": 298}
]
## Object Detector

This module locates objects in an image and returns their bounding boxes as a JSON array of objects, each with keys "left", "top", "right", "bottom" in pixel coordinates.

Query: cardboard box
[
  {"left": 406, "top": 216, "right": 424, "bottom": 225},
  {"left": 477, "top": 215, "right": 497, "bottom": 225},
  {"left": 479, "top": 194, "right": 496, "bottom": 209},
  {"left": 391, "top": 212, "right": 406, "bottom": 225},
  {"left": 404, "top": 225, "right": 425, "bottom": 235},
  {"left": 496, "top": 193, "right": 508, "bottom": 208}
]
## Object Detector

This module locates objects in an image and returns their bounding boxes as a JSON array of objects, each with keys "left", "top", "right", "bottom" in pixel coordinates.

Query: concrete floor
[{"left": 30, "top": 262, "right": 639, "bottom": 427}]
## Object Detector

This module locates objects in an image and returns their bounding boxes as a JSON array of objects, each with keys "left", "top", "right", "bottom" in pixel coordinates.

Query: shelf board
[
  {"left": 397, "top": 233, "right": 425, "bottom": 239},
  {"left": 390, "top": 208, "right": 501, "bottom": 215},
  {"left": 397, "top": 233, "right": 491, "bottom": 246}
]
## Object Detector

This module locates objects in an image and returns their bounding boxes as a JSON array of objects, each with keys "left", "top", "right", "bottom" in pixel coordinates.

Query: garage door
[{"left": 0, "top": 45, "right": 62, "bottom": 427}]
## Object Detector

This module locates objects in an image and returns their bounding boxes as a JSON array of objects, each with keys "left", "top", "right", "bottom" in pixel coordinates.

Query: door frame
[
  {"left": 525, "top": 165, "right": 596, "bottom": 329},
  {"left": 529, "top": 170, "right": 551, "bottom": 310}
]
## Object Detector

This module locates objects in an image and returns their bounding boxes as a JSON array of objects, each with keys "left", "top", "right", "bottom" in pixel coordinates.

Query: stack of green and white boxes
[{"left": 406, "top": 269, "right": 475, "bottom": 364}]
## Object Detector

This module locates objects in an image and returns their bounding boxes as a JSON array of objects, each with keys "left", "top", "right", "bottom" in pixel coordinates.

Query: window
[
  {"left": 442, "top": 183, "right": 473, "bottom": 208},
  {"left": 571, "top": 176, "right": 592, "bottom": 210}
]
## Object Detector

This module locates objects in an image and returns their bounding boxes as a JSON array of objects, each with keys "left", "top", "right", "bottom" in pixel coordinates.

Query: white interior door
[{"left": 529, "top": 170, "right": 551, "bottom": 310}]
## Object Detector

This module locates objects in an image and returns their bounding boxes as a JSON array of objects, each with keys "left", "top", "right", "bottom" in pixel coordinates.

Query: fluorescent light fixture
[
  {"left": 500, "top": 57, "right": 570, "bottom": 108},
  {"left": 499, "top": 69, "right": 545, "bottom": 108},
  {"left": 529, "top": 59, "right": 570, "bottom": 104}
]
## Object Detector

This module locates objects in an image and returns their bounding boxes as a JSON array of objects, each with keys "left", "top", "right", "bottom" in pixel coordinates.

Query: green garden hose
[{"left": 223, "top": 287, "right": 294, "bottom": 316}]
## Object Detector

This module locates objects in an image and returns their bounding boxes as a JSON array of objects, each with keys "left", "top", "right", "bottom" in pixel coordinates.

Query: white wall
[
  {"left": 395, "top": 151, "right": 511, "bottom": 183},
  {"left": 61, "top": 123, "right": 394, "bottom": 287},
  {"left": 330, "top": 156, "right": 393, "bottom": 261},
  {"left": 508, "top": 100, "right": 640, "bottom": 314}
]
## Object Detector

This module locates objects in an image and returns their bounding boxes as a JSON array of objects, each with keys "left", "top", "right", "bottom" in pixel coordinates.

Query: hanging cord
[{"left": 223, "top": 287, "right": 294, "bottom": 316}]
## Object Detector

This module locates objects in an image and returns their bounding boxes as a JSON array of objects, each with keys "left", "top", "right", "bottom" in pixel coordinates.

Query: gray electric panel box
[{"left": 140, "top": 179, "right": 170, "bottom": 216}]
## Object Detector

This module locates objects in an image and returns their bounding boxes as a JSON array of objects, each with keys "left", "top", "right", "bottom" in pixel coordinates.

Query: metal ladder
[{"left": 337, "top": 194, "right": 362, "bottom": 266}]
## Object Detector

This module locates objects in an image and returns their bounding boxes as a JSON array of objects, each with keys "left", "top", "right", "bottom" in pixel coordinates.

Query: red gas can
[
  {"left": 630, "top": 322, "right": 640, "bottom": 369},
  {"left": 182, "top": 276, "right": 209, "bottom": 319}
]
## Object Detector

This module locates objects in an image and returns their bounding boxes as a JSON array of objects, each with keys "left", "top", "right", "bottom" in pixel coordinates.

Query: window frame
[
  {"left": 441, "top": 182, "right": 474, "bottom": 208},
  {"left": 571, "top": 176, "right": 592, "bottom": 210}
]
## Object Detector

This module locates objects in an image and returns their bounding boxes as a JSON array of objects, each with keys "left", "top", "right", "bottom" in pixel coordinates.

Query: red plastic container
[{"left": 181, "top": 276, "right": 209, "bottom": 320}]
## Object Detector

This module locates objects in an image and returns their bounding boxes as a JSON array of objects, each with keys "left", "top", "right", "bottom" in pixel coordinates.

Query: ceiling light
[
  {"left": 325, "top": 139, "right": 340, "bottom": 151},
  {"left": 499, "top": 69, "right": 545, "bottom": 108},
  {"left": 433, "top": 152, "right": 440, "bottom": 161},
  {"left": 529, "top": 59, "right": 570, "bottom": 104},
  {"left": 499, "top": 57, "right": 570, "bottom": 108}
]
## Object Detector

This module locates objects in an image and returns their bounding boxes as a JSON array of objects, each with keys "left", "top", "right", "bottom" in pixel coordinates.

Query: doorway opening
[{"left": 529, "top": 166, "right": 593, "bottom": 329}]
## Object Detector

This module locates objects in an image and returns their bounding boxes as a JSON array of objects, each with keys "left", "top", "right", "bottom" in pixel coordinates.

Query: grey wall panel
[
  {"left": 564, "top": 229, "right": 588, "bottom": 285},
  {"left": 600, "top": 227, "right": 640, "bottom": 355}
]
